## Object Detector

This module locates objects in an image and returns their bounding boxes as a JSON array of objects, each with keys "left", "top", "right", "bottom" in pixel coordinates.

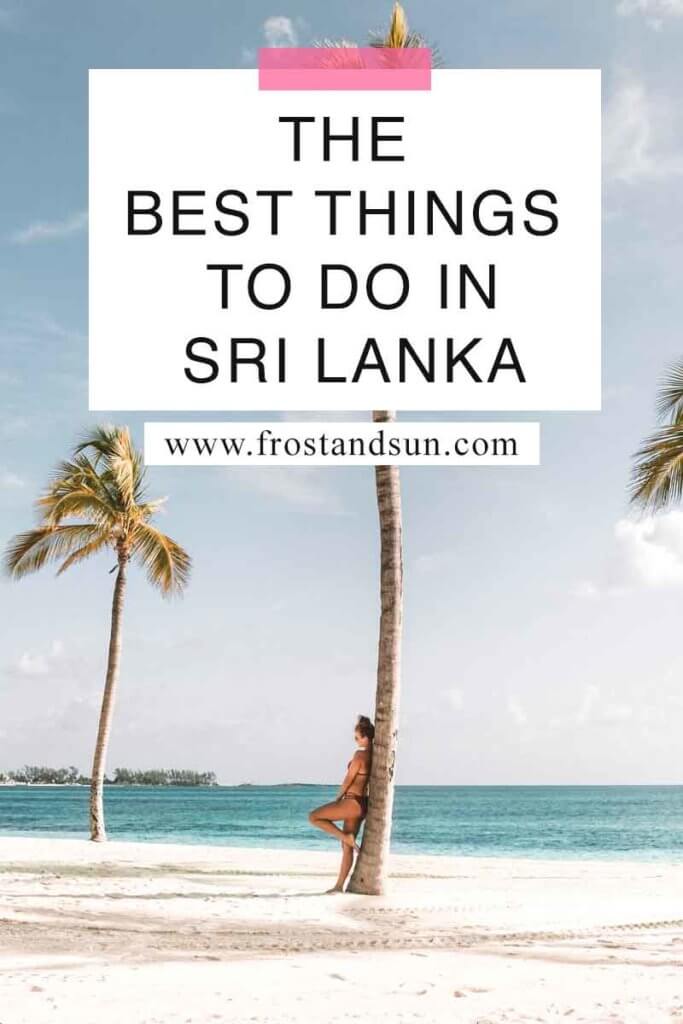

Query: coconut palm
[
  {"left": 4, "top": 425, "right": 191, "bottom": 841},
  {"left": 344, "top": 1, "right": 425, "bottom": 895},
  {"left": 631, "top": 362, "right": 683, "bottom": 509},
  {"left": 347, "top": 409, "right": 404, "bottom": 896}
]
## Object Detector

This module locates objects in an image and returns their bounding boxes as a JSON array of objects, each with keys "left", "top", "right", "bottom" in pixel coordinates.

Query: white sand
[{"left": 1, "top": 837, "right": 682, "bottom": 1023}]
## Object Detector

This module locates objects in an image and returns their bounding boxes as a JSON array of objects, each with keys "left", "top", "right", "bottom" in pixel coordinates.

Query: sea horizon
[{"left": 1, "top": 780, "right": 683, "bottom": 788}]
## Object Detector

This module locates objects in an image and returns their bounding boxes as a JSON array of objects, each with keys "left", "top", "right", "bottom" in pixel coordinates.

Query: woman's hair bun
[{"left": 356, "top": 715, "right": 375, "bottom": 740}]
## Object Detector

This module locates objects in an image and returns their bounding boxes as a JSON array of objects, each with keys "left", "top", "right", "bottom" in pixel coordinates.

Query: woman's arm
[{"left": 335, "top": 759, "right": 359, "bottom": 800}]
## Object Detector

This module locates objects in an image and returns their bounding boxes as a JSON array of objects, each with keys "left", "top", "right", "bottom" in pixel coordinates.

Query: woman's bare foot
[
  {"left": 340, "top": 832, "right": 358, "bottom": 851},
  {"left": 325, "top": 885, "right": 344, "bottom": 894}
]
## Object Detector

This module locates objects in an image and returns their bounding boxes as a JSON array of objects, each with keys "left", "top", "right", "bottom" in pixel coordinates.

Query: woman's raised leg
[
  {"left": 308, "top": 798, "right": 360, "bottom": 850},
  {"left": 332, "top": 819, "right": 361, "bottom": 892}
]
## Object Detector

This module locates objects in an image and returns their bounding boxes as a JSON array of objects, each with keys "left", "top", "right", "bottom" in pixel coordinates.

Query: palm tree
[
  {"left": 4, "top": 426, "right": 191, "bottom": 841},
  {"left": 344, "top": 1, "right": 426, "bottom": 895},
  {"left": 631, "top": 362, "right": 683, "bottom": 509},
  {"left": 347, "top": 410, "right": 404, "bottom": 895}
]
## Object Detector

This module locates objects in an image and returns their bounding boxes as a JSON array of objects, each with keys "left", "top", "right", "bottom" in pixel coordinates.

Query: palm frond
[
  {"left": 369, "top": 29, "right": 427, "bottom": 46},
  {"left": 137, "top": 497, "right": 168, "bottom": 520},
  {"left": 655, "top": 361, "right": 683, "bottom": 422},
  {"left": 369, "top": 31, "right": 441, "bottom": 65},
  {"left": 368, "top": 3, "right": 442, "bottom": 67},
  {"left": 38, "top": 486, "right": 118, "bottom": 528},
  {"left": 56, "top": 533, "right": 113, "bottom": 575},
  {"left": 315, "top": 38, "right": 359, "bottom": 49},
  {"left": 312, "top": 44, "right": 367, "bottom": 69},
  {"left": 384, "top": 1, "right": 409, "bottom": 47},
  {"left": 42, "top": 453, "right": 121, "bottom": 514},
  {"left": 318, "top": 3, "right": 440, "bottom": 60},
  {"left": 108, "top": 426, "right": 146, "bottom": 507},
  {"left": 131, "top": 522, "right": 191, "bottom": 596},
  {"left": 76, "top": 425, "right": 147, "bottom": 509},
  {"left": 4, "top": 524, "right": 106, "bottom": 578},
  {"left": 75, "top": 424, "right": 121, "bottom": 466},
  {"left": 630, "top": 423, "right": 683, "bottom": 511}
]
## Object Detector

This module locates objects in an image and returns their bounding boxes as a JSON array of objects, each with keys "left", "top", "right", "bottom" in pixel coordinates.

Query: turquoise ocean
[{"left": 1, "top": 785, "right": 682, "bottom": 860}]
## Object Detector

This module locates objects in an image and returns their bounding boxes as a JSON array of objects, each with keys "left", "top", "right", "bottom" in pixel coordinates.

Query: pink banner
[{"left": 258, "top": 47, "right": 432, "bottom": 91}]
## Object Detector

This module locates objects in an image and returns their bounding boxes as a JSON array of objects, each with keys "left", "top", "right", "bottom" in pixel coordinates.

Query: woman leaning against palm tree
[{"left": 4, "top": 425, "right": 191, "bottom": 841}]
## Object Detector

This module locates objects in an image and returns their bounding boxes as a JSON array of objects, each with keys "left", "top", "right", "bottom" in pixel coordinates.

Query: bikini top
[{"left": 348, "top": 751, "right": 370, "bottom": 776}]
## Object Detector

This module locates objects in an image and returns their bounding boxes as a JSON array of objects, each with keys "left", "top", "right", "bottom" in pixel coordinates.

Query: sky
[{"left": 1, "top": 0, "right": 683, "bottom": 786}]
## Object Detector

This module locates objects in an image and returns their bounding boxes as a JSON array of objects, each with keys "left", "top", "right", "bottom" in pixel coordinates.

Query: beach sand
[{"left": 1, "top": 837, "right": 682, "bottom": 1023}]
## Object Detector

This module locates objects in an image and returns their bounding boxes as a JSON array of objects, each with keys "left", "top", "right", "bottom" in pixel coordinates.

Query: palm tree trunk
[
  {"left": 89, "top": 547, "right": 128, "bottom": 841},
  {"left": 347, "top": 410, "right": 404, "bottom": 895}
]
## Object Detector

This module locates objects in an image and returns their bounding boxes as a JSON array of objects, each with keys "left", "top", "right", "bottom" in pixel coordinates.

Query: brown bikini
[{"left": 344, "top": 761, "right": 370, "bottom": 819}]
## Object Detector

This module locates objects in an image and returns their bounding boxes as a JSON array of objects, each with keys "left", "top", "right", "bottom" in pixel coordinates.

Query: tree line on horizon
[{"left": 0, "top": 766, "right": 217, "bottom": 787}]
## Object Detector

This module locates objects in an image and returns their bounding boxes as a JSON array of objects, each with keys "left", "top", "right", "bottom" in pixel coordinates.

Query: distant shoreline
[
  {"left": 0, "top": 781, "right": 320, "bottom": 789},
  {"left": 0, "top": 782, "right": 220, "bottom": 788}
]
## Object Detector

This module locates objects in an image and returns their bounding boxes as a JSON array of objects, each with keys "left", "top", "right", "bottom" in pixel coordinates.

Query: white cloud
[
  {"left": 570, "top": 580, "right": 599, "bottom": 600},
  {"left": 616, "top": 0, "right": 683, "bottom": 28},
  {"left": 263, "top": 15, "right": 298, "bottom": 47},
  {"left": 551, "top": 685, "right": 635, "bottom": 730},
  {"left": 576, "top": 511, "right": 683, "bottom": 596},
  {"left": 507, "top": 695, "right": 528, "bottom": 726},
  {"left": 576, "top": 684, "right": 601, "bottom": 725},
  {"left": 12, "top": 641, "right": 65, "bottom": 678},
  {"left": 9, "top": 210, "right": 88, "bottom": 245},
  {"left": 233, "top": 468, "right": 344, "bottom": 513},
  {"left": 6, "top": 311, "right": 84, "bottom": 345},
  {"left": 613, "top": 514, "right": 683, "bottom": 587},
  {"left": 0, "top": 469, "right": 25, "bottom": 488},
  {"left": 443, "top": 686, "right": 464, "bottom": 711},
  {"left": 603, "top": 73, "right": 683, "bottom": 183},
  {"left": 15, "top": 653, "right": 49, "bottom": 676},
  {"left": 601, "top": 702, "right": 634, "bottom": 722}
]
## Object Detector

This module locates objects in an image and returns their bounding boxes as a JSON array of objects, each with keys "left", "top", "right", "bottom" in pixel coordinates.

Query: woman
[{"left": 308, "top": 715, "right": 374, "bottom": 893}]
